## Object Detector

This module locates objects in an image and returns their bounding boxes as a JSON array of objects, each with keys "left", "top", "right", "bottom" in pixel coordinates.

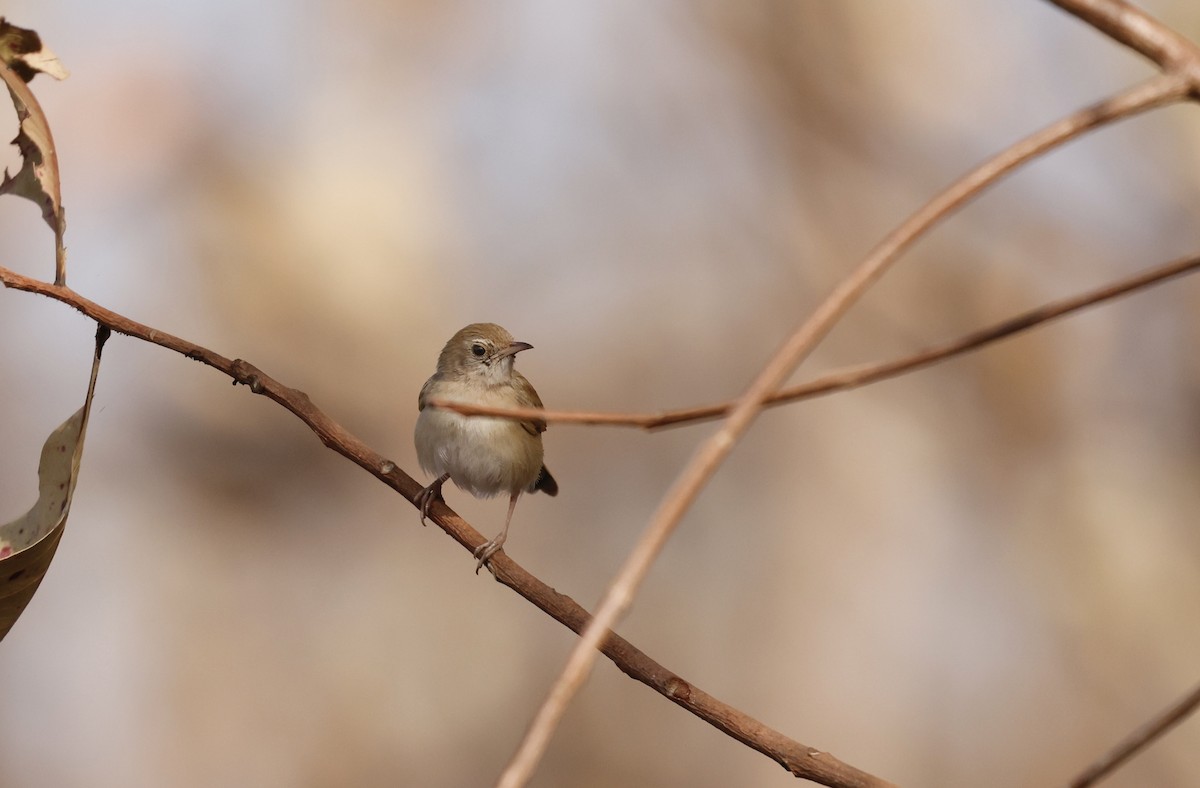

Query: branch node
[
  {"left": 229, "top": 359, "right": 265, "bottom": 393},
  {"left": 664, "top": 676, "right": 692, "bottom": 701}
]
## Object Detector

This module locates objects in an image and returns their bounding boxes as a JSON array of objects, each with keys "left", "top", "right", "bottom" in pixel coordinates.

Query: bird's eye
[{"left": 471, "top": 343, "right": 486, "bottom": 357}]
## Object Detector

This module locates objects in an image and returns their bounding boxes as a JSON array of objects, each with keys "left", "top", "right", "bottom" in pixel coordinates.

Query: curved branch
[
  {"left": 0, "top": 266, "right": 892, "bottom": 788},
  {"left": 495, "top": 58, "right": 1185, "bottom": 788},
  {"left": 496, "top": 58, "right": 1192, "bottom": 788}
]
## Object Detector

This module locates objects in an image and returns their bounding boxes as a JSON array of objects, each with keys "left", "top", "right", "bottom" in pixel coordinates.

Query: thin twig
[
  {"left": 1068, "top": 681, "right": 1200, "bottom": 788},
  {"left": 493, "top": 73, "right": 1187, "bottom": 788},
  {"left": 432, "top": 252, "right": 1200, "bottom": 430},
  {"left": 0, "top": 266, "right": 892, "bottom": 788}
]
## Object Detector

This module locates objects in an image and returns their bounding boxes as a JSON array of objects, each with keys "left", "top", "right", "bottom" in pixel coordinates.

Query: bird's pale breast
[{"left": 415, "top": 406, "right": 544, "bottom": 498}]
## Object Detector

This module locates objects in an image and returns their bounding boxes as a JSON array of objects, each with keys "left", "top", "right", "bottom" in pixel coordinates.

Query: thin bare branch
[
  {"left": 0, "top": 266, "right": 892, "bottom": 788},
  {"left": 1068, "top": 681, "right": 1200, "bottom": 788},
  {"left": 495, "top": 57, "right": 1188, "bottom": 788},
  {"left": 433, "top": 252, "right": 1200, "bottom": 430}
]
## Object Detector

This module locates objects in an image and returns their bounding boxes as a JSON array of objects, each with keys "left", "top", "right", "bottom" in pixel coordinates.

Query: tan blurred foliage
[{"left": 1, "top": 1, "right": 1199, "bottom": 786}]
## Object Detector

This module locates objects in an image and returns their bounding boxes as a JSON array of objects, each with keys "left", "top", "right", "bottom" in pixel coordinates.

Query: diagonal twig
[
  {"left": 0, "top": 265, "right": 893, "bottom": 788},
  {"left": 1068, "top": 681, "right": 1200, "bottom": 788}
]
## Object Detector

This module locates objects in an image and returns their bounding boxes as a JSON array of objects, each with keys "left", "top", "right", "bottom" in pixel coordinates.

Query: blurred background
[{"left": 1, "top": 1, "right": 1199, "bottom": 786}]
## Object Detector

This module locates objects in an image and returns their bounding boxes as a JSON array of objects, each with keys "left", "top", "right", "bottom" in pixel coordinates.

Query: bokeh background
[{"left": 2, "top": 2, "right": 1199, "bottom": 786}]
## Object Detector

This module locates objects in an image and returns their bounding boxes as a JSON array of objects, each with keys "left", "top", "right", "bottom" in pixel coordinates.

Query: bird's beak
[{"left": 492, "top": 341, "right": 533, "bottom": 361}]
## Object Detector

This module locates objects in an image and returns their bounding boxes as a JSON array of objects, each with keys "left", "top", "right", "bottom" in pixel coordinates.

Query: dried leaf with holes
[{"left": 0, "top": 327, "right": 106, "bottom": 642}]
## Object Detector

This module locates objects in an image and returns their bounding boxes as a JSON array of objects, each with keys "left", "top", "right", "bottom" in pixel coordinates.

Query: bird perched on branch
[{"left": 414, "top": 323, "right": 558, "bottom": 572}]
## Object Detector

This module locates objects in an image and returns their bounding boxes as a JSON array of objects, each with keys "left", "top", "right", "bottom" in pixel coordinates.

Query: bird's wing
[
  {"left": 417, "top": 374, "right": 440, "bottom": 412},
  {"left": 512, "top": 371, "right": 547, "bottom": 435}
]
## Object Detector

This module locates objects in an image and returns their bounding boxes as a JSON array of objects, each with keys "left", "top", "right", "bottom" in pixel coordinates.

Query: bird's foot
[
  {"left": 473, "top": 537, "right": 505, "bottom": 574},
  {"left": 414, "top": 476, "right": 448, "bottom": 526}
]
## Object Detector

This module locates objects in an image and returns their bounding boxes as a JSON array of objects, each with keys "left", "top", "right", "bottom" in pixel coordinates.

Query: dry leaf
[
  {"left": 0, "top": 327, "right": 107, "bottom": 642},
  {"left": 0, "top": 19, "right": 67, "bottom": 282}
]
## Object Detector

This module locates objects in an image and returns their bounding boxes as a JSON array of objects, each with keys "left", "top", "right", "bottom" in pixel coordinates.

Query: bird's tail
[{"left": 531, "top": 465, "right": 558, "bottom": 496}]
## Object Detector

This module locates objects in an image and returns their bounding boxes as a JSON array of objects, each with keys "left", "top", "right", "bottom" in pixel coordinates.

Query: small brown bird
[{"left": 414, "top": 323, "right": 557, "bottom": 572}]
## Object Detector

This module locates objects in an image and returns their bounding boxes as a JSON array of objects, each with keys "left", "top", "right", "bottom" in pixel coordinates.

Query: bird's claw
[
  {"left": 415, "top": 477, "right": 447, "bottom": 526},
  {"left": 415, "top": 490, "right": 432, "bottom": 526},
  {"left": 473, "top": 539, "right": 503, "bottom": 574}
]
